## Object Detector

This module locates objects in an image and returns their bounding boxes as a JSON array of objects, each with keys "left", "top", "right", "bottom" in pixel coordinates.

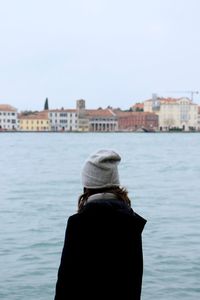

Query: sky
[{"left": 1, "top": 0, "right": 200, "bottom": 111}]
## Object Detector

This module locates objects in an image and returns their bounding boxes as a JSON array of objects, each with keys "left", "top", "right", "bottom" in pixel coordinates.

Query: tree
[
  {"left": 21, "top": 110, "right": 38, "bottom": 116},
  {"left": 135, "top": 107, "right": 144, "bottom": 112},
  {"left": 44, "top": 98, "right": 49, "bottom": 110}
]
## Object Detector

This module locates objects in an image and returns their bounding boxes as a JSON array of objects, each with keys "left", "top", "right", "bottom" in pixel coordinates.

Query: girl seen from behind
[{"left": 54, "top": 149, "right": 147, "bottom": 300}]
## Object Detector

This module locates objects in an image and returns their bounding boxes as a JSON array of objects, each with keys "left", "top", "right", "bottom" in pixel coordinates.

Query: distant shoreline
[{"left": 1, "top": 131, "right": 200, "bottom": 134}]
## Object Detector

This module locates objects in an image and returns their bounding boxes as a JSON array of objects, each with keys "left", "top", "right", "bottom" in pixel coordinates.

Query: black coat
[{"left": 54, "top": 198, "right": 146, "bottom": 300}]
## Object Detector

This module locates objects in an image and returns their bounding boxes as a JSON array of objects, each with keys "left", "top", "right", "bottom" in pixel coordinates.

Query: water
[{"left": 0, "top": 132, "right": 200, "bottom": 300}]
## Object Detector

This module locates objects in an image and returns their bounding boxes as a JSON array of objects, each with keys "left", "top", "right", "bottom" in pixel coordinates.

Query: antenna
[{"left": 190, "top": 91, "right": 199, "bottom": 102}]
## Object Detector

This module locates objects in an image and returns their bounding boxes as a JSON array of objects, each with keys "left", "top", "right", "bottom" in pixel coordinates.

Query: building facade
[
  {"left": 48, "top": 109, "right": 78, "bottom": 131},
  {"left": 198, "top": 106, "right": 200, "bottom": 131},
  {"left": 76, "top": 99, "right": 89, "bottom": 131},
  {"left": 144, "top": 97, "right": 198, "bottom": 131},
  {"left": 116, "top": 111, "right": 158, "bottom": 131},
  {"left": 86, "top": 109, "right": 118, "bottom": 132},
  {"left": 0, "top": 104, "right": 18, "bottom": 131},
  {"left": 19, "top": 112, "right": 50, "bottom": 131}
]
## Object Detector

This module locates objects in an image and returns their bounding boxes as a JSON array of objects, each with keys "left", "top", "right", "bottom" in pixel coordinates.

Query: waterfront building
[
  {"left": 76, "top": 99, "right": 89, "bottom": 131},
  {"left": 198, "top": 106, "right": 200, "bottom": 131},
  {"left": 131, "top": 103, "right": 144, "bottom": 111},
  {"left": 86, "top": 108, "right": 118, "bottom": 132},
  {"left": 48, "top": 109, "right": 78, "bottom": 131},
  {"left": 115, "top": 111, "right": 158, "bottom": 131},
  {"left": 144, "top": 96, "right": 198, "bottom": 131},
  {"left": 19, "top": 111, "right": 50, "bottom": 131},
  {"left": 0, "top": 104, "right": 18, "bottom": 131}
]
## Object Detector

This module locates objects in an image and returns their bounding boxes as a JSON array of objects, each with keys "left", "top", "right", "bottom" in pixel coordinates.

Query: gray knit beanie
[{"left": 81, "top": 149, "right": 121, "bottom": 189}]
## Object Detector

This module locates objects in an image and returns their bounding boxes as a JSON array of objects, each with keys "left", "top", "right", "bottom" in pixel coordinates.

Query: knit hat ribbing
[{"left": 81, "top": 149, "right": 121, "bottom": 189}]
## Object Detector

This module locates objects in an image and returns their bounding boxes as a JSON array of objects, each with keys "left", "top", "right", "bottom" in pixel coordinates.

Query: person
[{"left": 54, "top": 149, "right": 147, "bottom": 300}]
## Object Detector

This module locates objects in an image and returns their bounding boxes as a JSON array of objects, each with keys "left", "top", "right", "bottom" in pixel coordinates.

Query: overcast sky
[{"left": 1, "top": 0, "right": 200, "bottom": 111}]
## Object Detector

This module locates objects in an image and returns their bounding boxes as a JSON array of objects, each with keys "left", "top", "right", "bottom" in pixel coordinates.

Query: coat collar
[{"left": 87, "top": 193, "right": 118, "bottom": 203}]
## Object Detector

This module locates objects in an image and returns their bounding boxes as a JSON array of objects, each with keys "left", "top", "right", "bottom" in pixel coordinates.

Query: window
[{"left": 60, "top": 113, "right": 67, "bottom": 117}]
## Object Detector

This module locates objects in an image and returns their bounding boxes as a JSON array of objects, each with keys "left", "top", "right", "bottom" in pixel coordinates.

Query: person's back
[{"left": 54, "top": 149, "right": 146, "bottom": 300}]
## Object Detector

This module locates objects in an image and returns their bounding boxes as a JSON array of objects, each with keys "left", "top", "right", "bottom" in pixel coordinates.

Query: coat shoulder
[{"left": 67, "top": 199, "right": 147, "bottom": 233}]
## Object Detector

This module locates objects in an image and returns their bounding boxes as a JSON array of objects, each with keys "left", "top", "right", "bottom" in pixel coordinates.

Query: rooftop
[
  {"left": 48, "top": 109, "right": 77, "bottom": 113},
  {"left": 18, "top": 112, "right": 49, "bottom": 120},
  {"left": 86, "top": 109, "right": 116, "bottom": 117},
  {"left": 131, "top": 103, "right": 144, "bottom": 109},
  {"left": 115, "top": 111, "right": 157, "bottom": 117},
  {"left": 0, "top": 104, "right": 17, "bottom": 112},
  {"left": 145, "top": 97, "right": 193, "bottom": 104}
]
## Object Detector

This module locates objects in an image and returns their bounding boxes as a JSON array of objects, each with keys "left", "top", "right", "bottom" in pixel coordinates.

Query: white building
[
  {"left": 0, "top": 104, "right": 18, "bottom": 131},
  {"left": 48, "top": 109, "right": 78, "bottom": 131},
  {"left": 86, "top": 109, "right": 118, "bottom": 132},
  {"left": 144, "top": 97, "right": 198, "bottom": 131},
  {"left": 198, "top": 106, "right": 200, "bottom": 131}
]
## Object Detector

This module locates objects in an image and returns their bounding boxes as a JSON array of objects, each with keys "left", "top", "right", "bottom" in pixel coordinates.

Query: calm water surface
[{"left": 0, "top": 133, "right": 200, "bottom": 300}]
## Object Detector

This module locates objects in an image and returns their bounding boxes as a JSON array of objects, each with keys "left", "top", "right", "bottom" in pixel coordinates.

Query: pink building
[{"left": 115, "top": 111, "right": 158, "bottom": 131}]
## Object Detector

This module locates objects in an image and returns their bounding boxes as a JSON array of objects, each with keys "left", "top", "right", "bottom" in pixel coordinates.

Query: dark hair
[{"left": 78, "top": 186, "right": 131, "bottom": 212}]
